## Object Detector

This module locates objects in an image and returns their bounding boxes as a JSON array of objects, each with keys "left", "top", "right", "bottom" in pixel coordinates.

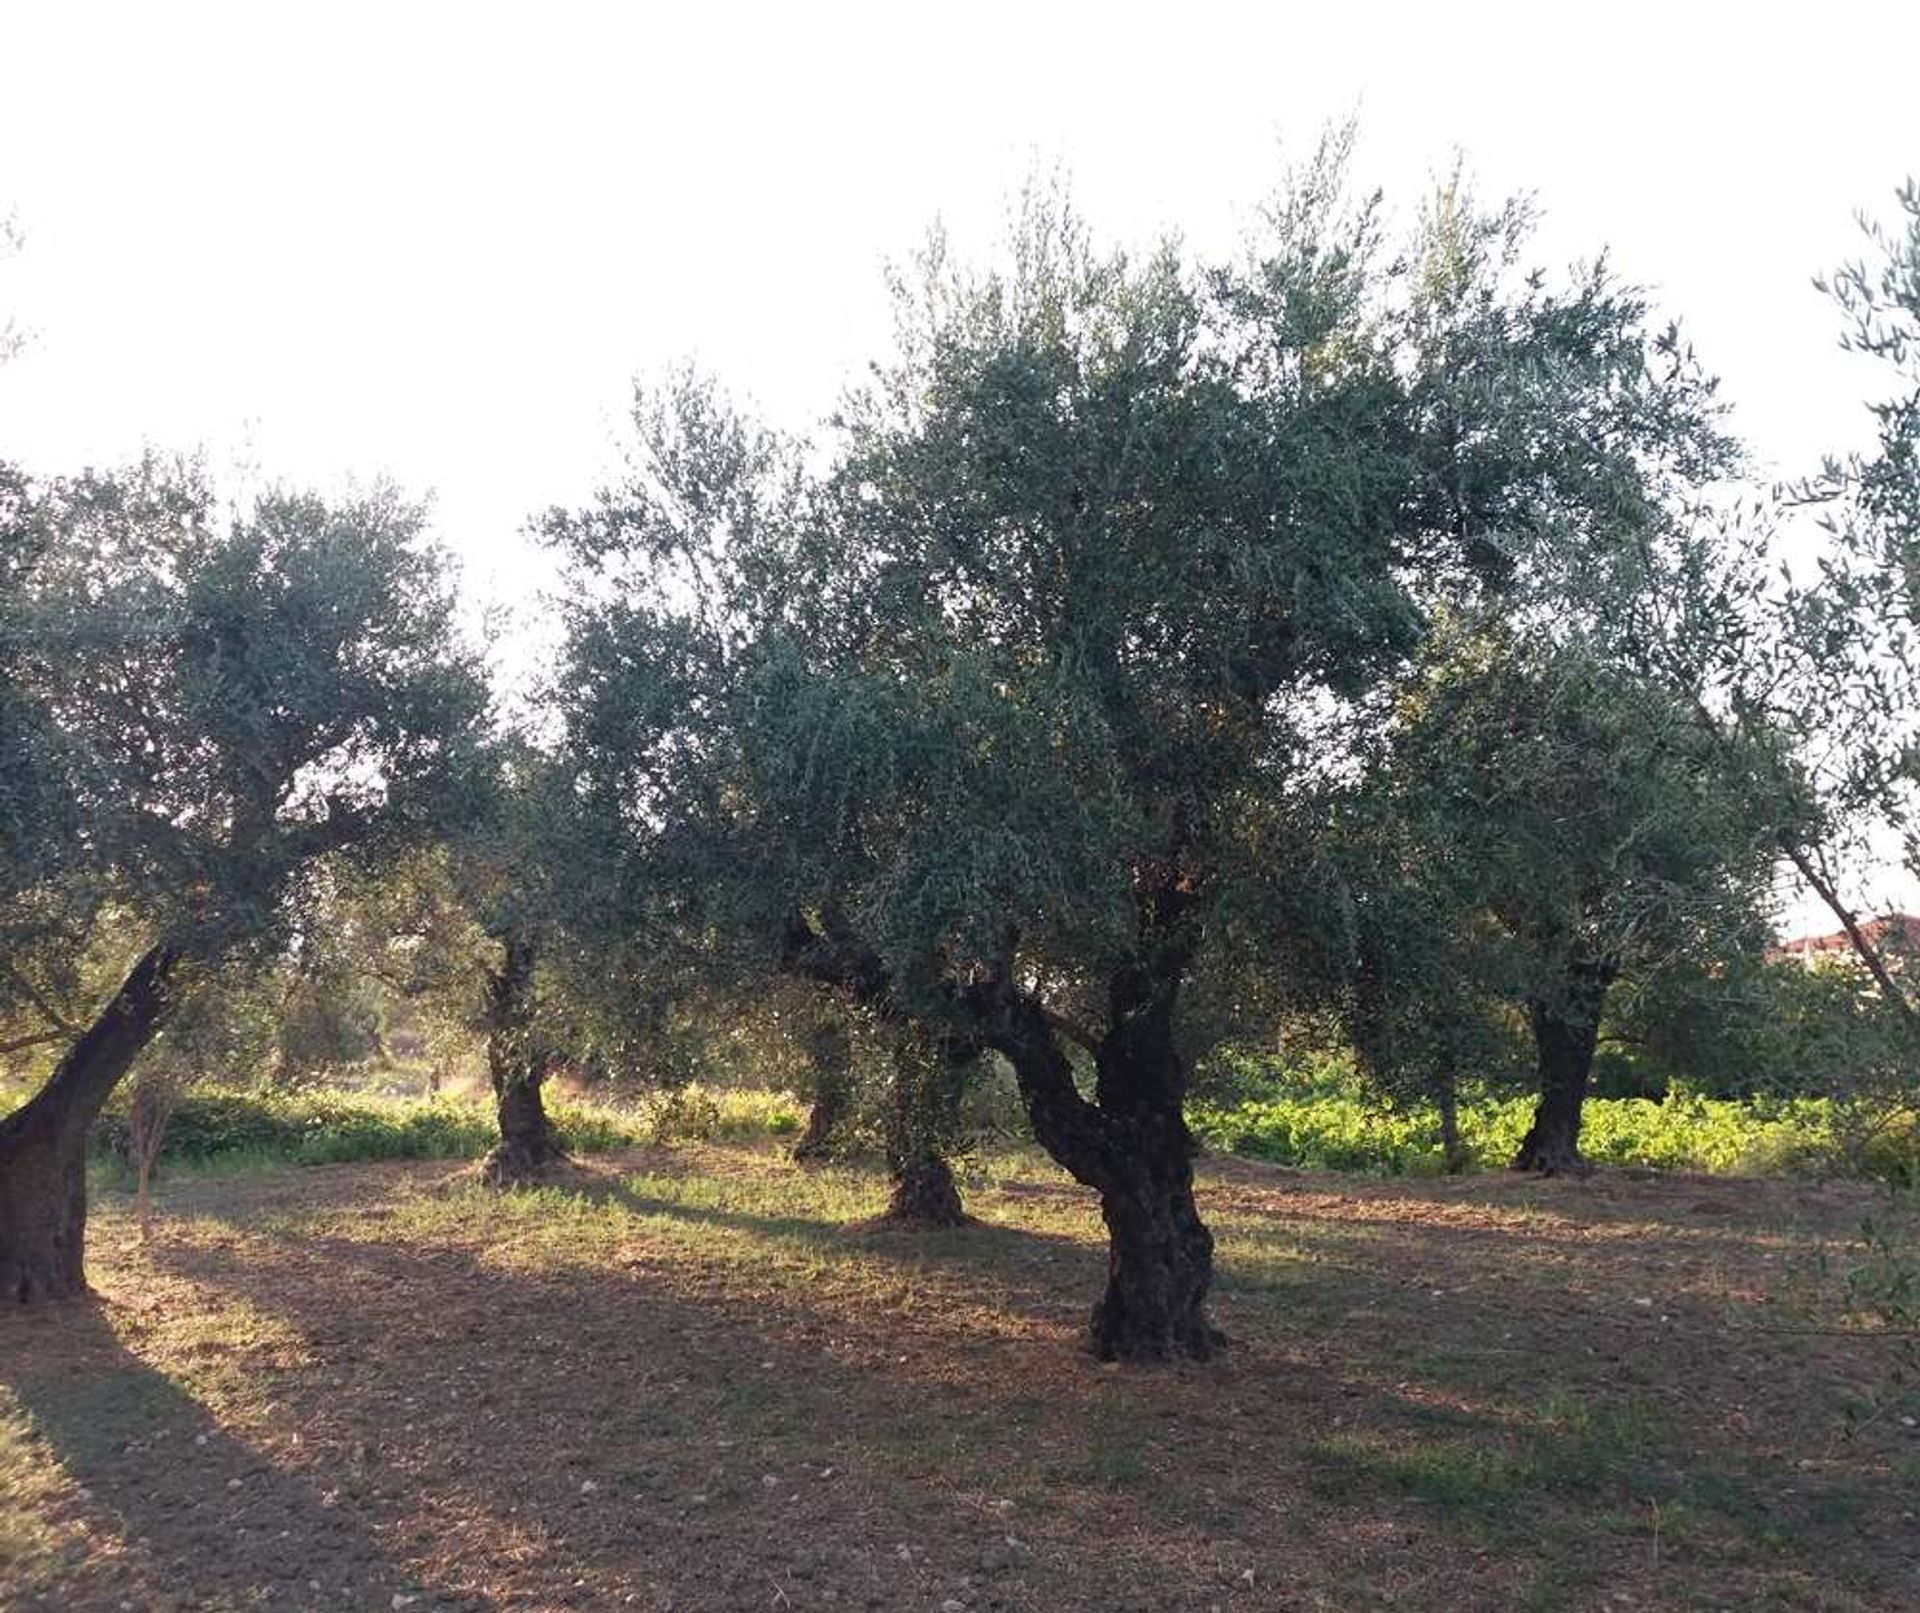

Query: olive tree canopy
[
  {"left": 0, "top": 456, "right": 488, "bottom": 1299},
  {"left": 549, "top": 149, "right": 1742, "bottom": 1359}
]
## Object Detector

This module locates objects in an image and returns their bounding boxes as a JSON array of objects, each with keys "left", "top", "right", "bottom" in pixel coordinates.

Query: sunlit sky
[{"left": 3, "top": 1, "right": 1916, "bottom": 921}]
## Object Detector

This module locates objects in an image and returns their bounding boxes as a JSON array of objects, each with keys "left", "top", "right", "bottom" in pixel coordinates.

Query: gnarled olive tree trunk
[
  {"left": 880, "top": 1037, "right": 968, "bottom": 1228},
  {"left": 1087, "top": 1107, "right": 1218, "bottom": 1362},
  {"left": 1512, "top": 957, "right": 1617, "bottom": 1176},
  {"left": 782, "top": 913, "right": 970, "bottom": 1221},
  {"left": 787, "top": 896, "right": 1220, "bottom": 1360},
  {"left": 0, "top": 945, "right": 181, "bottom": 1301},
  {"left": 791, "top": 1019, "right": 853, "bottom": 1166},
  {"left": 982, "top": 937, "right": 1222, "bottom": 1364},
  {"left": 885, "top": 1150, "right": 967, "bottom": 1227},
  {"left": 478, "top": 934, "right": 565, "bottom": 1187},
  {"left": 1086, "top": 937, "right": 1220, "bottom": 1362}
]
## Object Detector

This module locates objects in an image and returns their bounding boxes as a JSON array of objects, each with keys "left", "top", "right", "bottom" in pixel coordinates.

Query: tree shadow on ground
[
  {"left": 139, "top": 1226, "right": 1310, "bottom": 1609},
  {"left": 153, "top": 1196, "right": 1918, "bottom": 1611},
  {"left": 28, "top": 1155, "right": 1918, "bottom": 1613},
  {"left": 0, "top": 1294, "right": 494, "bottom": 1611},
  {"left": 571, "top": 1173, "right": 1103, "bottom": 1302},
  {"left": 155, "top": 1157, "right": 1113, "bottom": 1336},
  {"left": 1200, "top": 1156, "right": 1886, "bottom": 1239}
]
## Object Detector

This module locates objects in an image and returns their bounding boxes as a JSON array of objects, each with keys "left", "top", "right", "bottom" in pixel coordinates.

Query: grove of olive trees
[{"left": 3, "top": 157, "right": 1915, "bottom": 1367}]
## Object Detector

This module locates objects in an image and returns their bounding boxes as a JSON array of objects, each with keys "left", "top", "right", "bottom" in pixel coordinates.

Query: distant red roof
[{"left": 1771, "top": 913, "right": 1920, "bottom": 963}]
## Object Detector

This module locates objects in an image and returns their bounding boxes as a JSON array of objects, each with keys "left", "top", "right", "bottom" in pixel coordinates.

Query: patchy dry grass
[{"left": 2, "top": 1143, "right": 1917, "bottom": 1611}]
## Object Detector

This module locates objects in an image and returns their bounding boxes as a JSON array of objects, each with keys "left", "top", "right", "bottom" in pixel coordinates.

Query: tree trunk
[
  {"left": 129, "top": 1075, "right": 177, "bottom": 1244},
  {"left": 478, "top": 934, "right": 565, "bottom": 1187},
  {"left": 0, "top": 945, "right": 181, "bottom": 1302},
  {"left": 0, "top": 1125, "right": 89, "bottom": 1303},
  {"left": 1435, "top": 1071, "right": 1468, "bottom": 1175},
  {"left": 791, "top": 1020, "right": 852, "bottom": 1165},
  {"left": 134, "top": 1154, "right": 154, "bottom": 1243},
  {"left": 884, "top": 1153, "right": 968, "bottom": 1226},
  {"left": 982, "top": 939, "right": 1222, "bottom": 1363},
  {"left": 790, "top": 1092, "right": 843, "bottom": 1164},
  {"left": 484, "top": 1071, "right": 562, "bottom": 1185},
  {"left": 1083, "top": 915, "right": 1223, "bottom": 1363},
  {"left": 1090, "top": 1116, "right": 1220, "bottom": 1362},
  {"left": 1512, "top": 959, "right": 1614, "bottom": 1176},
  {"left": 879, "top": 1037, "right": 968, "bottom": 1227},
  {"left": 791, "top": 891, "right": 1221, "bottom": 1361}
]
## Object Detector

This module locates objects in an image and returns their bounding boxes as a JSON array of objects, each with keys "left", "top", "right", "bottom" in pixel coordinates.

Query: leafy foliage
[{"left": 1, "top": 459, "right": 490, "bottom": 972}]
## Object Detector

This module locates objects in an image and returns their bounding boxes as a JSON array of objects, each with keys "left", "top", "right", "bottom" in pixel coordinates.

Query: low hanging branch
[
  {"left": 1669, "top": 685, "right": 1917, "bottom": 1026},
  {"left": 1, "top": 960, "right": 78, "bottom": 1040},
  {"left": 1776, "top": 833, "right": 1917, "bottom": 1024}
]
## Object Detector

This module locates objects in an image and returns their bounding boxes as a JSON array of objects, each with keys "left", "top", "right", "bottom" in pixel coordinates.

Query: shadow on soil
[
  {"left": 24, "top": 1152, "right": 1918, "bottom": 1611},
  {"left": 1, "top": 1295, "right": 493, "bottom": 1611}
]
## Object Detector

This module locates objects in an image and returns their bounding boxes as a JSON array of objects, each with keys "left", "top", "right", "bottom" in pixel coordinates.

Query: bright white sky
[{"left": 3, "top": 0, "right": 1916, "bottom": 922}]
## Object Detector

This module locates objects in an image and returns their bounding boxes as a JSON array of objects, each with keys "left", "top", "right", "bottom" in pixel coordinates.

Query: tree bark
[
  {"left": 790, "top": 1088, "right": 845, "bottom": 1164},
  {"left": 0, "top": 945, "right": 181, "bottom": 1302},
  {"left": 791, "top": 1020, "right": 852, "bottom": 1165},
  {"left": 884, "top": 1152, "right": 968, "bottom": 1226},
  {"left": 1512, "top": 958, "right": 1615, "bottom": 1176},
  {"left": 1434, "top": 1071, "right": 1468, "bottom": 1175},
  {"left": 976, "top": 930, "right": 1222, "bottom": 1363},
  {"left": 1087, "top": 1111, "right": 1219, "bottom": 1362},
  {"left": 1084, "top": 940, "right": 1222, "bottom": 1363},
  {"left": 478, "top": 934, "right": 565, "bottom": 1187},
  {"left": 879, "top": 1039, "right": 968, "bottom": 1228},
  {"left": 129, "top": 1076, "right": 179, "bottom": 1245}
]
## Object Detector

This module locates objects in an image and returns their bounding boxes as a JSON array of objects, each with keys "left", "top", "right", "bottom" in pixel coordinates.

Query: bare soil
[{"left": 2, "top": 1145, "right": 1916, "bottom": 1611}]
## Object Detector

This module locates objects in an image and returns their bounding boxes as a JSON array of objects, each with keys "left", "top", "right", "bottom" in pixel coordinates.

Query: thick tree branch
[
  {"left": 966, "top": 966, "right": 1119, "bottom": 1191},
  {"left": 0, "top": 944, "right": 183, "bottom": 1148},
  {"left": 778, "top": 908, "right": 889, "bottom": 1008},
  {"left": 1040, "top": 1006, "right": 1102, "bottom": 1059}
]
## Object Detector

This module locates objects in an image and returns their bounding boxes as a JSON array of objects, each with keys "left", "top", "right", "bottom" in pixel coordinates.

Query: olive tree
[
  {"left": 0, "top": 459, "right": 486, "bottom": 1299},
  {"left": 547, "top": 145, "right": 1727, "bottom": 1358},
  {"left": 1783, "top": 182, "right": 1920, "bottom": 1017},
  {"left": 1629, "top": 183, "right": 1920, "bottom": 1030},
  {"left": 1370, "top": 634, "right": 1784, "bottom": 1173}
]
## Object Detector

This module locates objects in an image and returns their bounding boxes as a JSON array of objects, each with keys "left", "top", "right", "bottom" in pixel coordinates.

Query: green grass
[
  {"left": 85, "top": 1082, "right": 805, "bottom": 1174},
  {"left": 1310, "top": 1389, "right": 1664, "bottom": 1520},
  {"left": 29, "top": 1038, "right": 1916, "bottom": 1189},
  {"left": 1307, "top": 1383, "right": 1877, "bottom": 1587}
]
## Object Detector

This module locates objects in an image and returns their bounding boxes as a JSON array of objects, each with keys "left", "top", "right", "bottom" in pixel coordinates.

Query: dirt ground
[{"left": 2, "top": 1145, "right": 1916, "bottom": 1612}]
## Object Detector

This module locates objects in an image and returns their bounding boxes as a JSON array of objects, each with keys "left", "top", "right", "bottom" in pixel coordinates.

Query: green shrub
[
  {"left": 1190, "top": 1082, "right": 1916, "bottom": 1184},
  {"left": 82, "top": 1069, "right": 1916, "bottom": 1186},
  {"left": 635, "top": 1084, "right": 805, "bottom": 1143}
]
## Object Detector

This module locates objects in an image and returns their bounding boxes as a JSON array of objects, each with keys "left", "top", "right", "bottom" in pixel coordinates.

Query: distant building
[{"left": 1770, "top": 913, "right": 1920, "bottom": 971}]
